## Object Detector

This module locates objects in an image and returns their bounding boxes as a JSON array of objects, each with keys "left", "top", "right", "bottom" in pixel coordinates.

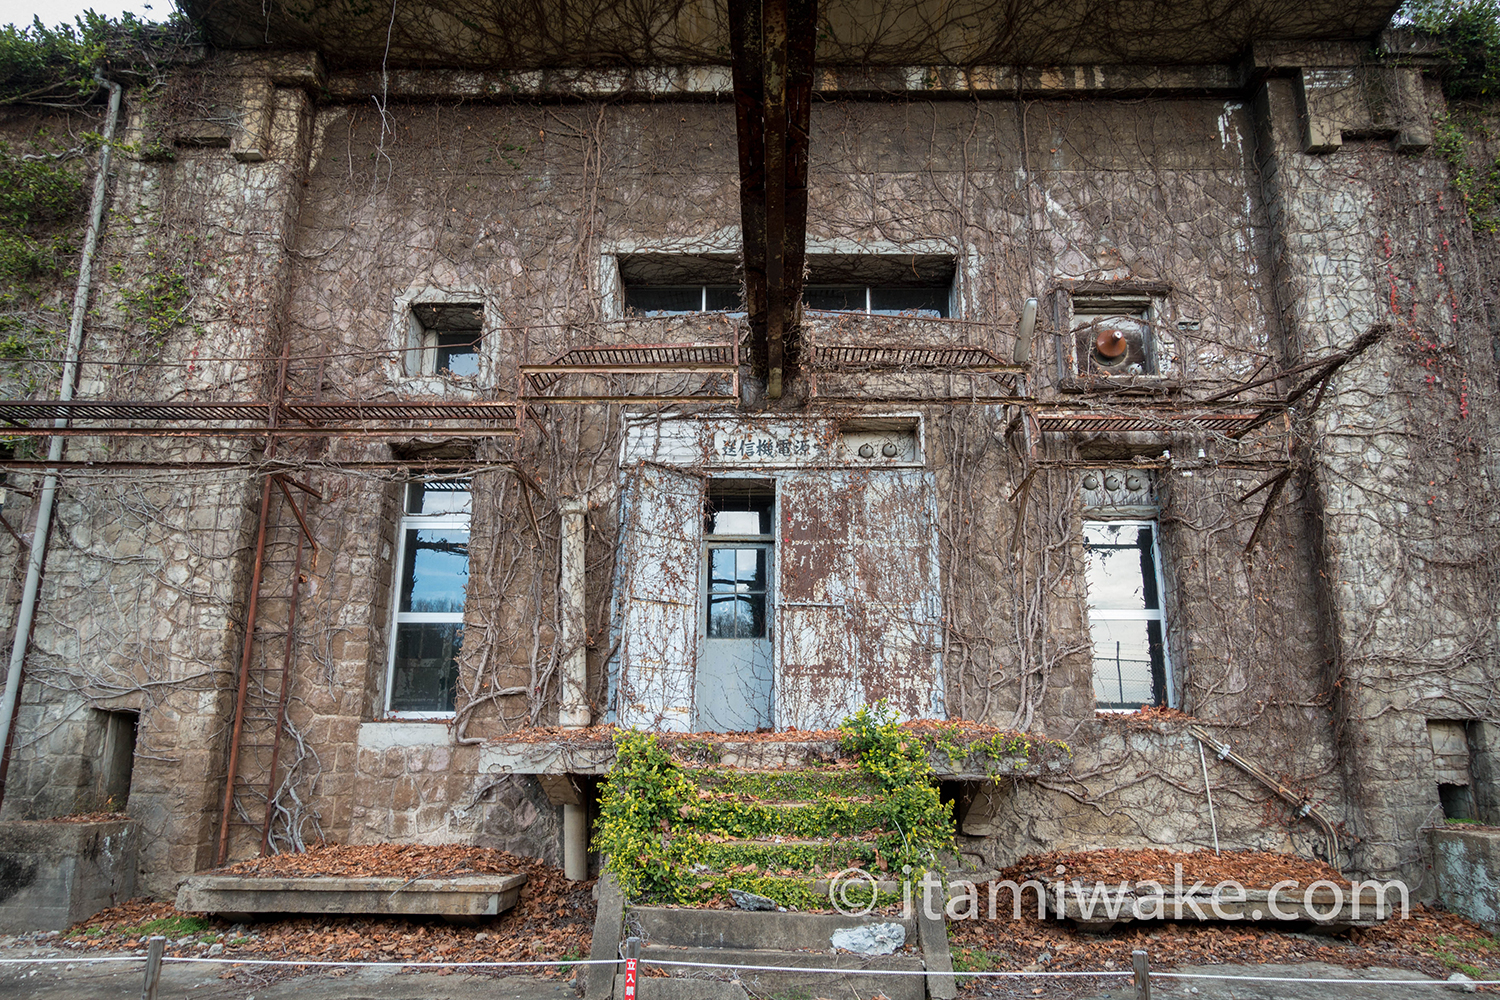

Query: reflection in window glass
[
  {"left": 1085, "top": 520, "right": 1167, "bottom": 710},
  {"left": 399, "top": 528, "right": 470, "bottom": 613},
  {"left": 435, "top": 333, "right": 480, "bottom": 377},
  {"left": 391, "top": 622, "right": 462, "bottom": 713},
  {"left": 705, "top": 546, "right": 770, "bottom": 639}
]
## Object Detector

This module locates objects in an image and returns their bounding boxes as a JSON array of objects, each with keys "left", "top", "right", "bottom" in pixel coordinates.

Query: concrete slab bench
[{"left": 176, "top": 872, "right": 526, "bottom": 921}]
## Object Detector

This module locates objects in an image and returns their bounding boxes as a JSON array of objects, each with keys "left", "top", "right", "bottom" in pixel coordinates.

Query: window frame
[
  {"left": 1083, "top": 517, "right": 1174, "bottom": 712},
  {"left": 384, "top": 480, "right": 472, "bottom": 719}
]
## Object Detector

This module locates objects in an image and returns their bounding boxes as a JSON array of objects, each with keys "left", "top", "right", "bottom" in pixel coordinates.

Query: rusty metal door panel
[
  {"left": 857, "top": 607, "right": 943, "bottom": 720},
  {"left": 774, "top": 469, "right": 944, "bottom": 726},
  {"left": 852, "top": 469, "right": 944, "bottom": 718},
  {"left": 778, "top": 473, "right": 853, "bottom": 604},
  {"left": 617, "top": 463, "right": 703, "bottom": 731},
  {"left": 775, "top": 602, "right": 859, "bottom": 730}
]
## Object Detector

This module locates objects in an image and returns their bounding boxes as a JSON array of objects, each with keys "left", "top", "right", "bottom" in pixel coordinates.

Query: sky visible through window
[{"left": 0, "top": 0, "right": 168, "bottom": 29}]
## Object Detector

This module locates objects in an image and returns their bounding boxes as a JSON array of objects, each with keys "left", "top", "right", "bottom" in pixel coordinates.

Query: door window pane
[
  {"left": 1090, "top": 619, "right": 1159, "bottom": 708},
  {"left": 1084, "top": 523, "right": 1158, "bottom": 610}
]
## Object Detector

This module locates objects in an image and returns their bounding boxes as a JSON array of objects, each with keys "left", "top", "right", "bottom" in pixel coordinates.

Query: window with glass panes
[
  {"left": 386, "top": 480, "right": 470, "bottom": 714},
  {"left": 703, "top": 486, "right": 774, "bottom": 640},
  {"left": 1084, "top": 520, "right": 1169, "bottom": 709}
]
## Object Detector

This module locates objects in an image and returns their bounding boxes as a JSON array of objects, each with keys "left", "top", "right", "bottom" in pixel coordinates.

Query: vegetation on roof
[
  {"left": 1400, "top": 0, "right": 1500, "bottom": 99},
  {"left": 0, "top": 12, "right": 196, "bottom": 106}
]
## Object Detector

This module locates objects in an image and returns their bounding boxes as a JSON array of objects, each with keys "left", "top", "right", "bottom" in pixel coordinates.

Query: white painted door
[{"left": 616, "top": 463, "right": 704, "bottom": 731}]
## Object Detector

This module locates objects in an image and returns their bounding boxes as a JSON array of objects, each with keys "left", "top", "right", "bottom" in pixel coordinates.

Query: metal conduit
[{"left": 0, "top": 75, "right": 123, "bottom": 798}]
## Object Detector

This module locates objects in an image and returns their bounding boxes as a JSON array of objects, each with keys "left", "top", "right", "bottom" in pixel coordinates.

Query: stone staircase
[{"left": 587, "top": 726, "right": 962, "bottom": 1000}]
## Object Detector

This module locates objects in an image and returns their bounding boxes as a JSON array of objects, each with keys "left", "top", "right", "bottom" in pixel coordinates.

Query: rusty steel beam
[
  {"left": 730, "top": 0, "right": 816, "bottom": 399},
  {"left": 730, "top": 0, "right": 768, "bottom": 375}
]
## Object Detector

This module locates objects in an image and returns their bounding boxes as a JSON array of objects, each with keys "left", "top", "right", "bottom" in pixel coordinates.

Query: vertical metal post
[
  {"left": 1132, "top": 949, "right": 1151, "bottom": 1000},
  {"left": 141, "top": 935, "right": 165, "bottom": 1000},
  {"left": 623, "top": 936, "right": 641, "bottom": 1000}
]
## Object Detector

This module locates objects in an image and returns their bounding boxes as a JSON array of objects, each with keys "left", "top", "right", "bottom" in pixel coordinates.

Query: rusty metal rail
[{"left": 0, "top": 399, "right": 519, "bottom": 437}]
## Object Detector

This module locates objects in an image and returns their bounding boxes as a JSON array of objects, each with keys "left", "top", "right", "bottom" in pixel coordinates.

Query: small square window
[
  {"left": 1074, "top": 295, "right": 1155, "bottom": 376},
  {"left": 409, "top": 302, "right": 483, "bottom": 378}
]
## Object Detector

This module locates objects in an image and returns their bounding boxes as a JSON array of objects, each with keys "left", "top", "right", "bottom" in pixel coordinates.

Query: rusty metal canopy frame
[
  {"left": 518, "top": 340, "right": 741, "bottom": 407},
  {"left": 803, "top": 341, "right": 1029, "bottom": 404},
  {"left": 1024, "top": 324, "right": 1388, "bottom": 441},
  {"left": 0, "top": 399, "right": 519, "bottom": 438}
]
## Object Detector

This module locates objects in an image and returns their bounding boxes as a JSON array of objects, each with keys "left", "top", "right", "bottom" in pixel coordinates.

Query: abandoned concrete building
[{"left": 0, "top": 0, "right": 1494, "bottom": 913}]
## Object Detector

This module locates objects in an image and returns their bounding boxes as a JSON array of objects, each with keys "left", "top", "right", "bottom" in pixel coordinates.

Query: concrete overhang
[{"left": 180, "top": 0, "right": 1402, "bottom": 72}]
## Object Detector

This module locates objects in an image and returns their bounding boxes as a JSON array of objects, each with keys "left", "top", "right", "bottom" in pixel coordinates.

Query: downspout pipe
[
  {"left": 0, "top": 74, "right": 123, "bottom": 796},
  {"left": 558, "top": 498, "right": 590, "bottom": 880}
]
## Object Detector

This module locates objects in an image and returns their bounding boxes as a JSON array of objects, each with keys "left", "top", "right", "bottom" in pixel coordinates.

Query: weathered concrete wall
[
  {"left": 0, "top": 43, "right": 1495, "bottom": 900},
  {"left": 0, "top": 820, "right": 136, "bottom": 932},
  {"left": 1427, "top": 827, "right": 1500, "bottom": 932}
]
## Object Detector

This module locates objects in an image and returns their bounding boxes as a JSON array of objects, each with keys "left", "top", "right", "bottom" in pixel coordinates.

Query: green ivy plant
[{"left": 1400, "top": 0, "right": 1500, "bottom": 100}]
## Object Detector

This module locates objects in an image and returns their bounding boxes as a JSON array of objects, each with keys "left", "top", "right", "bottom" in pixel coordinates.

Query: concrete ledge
[
  {"left": 632, "top": 906, "right": 915, "bottom": 951},
  {"left": 357, "top": 721, "right": 454, "bottom": 750},
  {"left": 1040, "top": 884, "right": 1398, "bottom": 931},
  {"left": 632, "top": 947, "right": 925, "bottom": 1000},
  {"left": 611, "top": 974, "right": 750, "bottom": 1000},
  {"left": 0, "top": 819, "right": 137, "bottom": 933},
  {"left": 1428, "top": 826, "right": 1500, "bottom": 932},
  {"left": 176, "top": 873, "right": 525, "bottom": 918},
  {"left": 479, "top": 738, "right": 1055, "bottom": 780}
]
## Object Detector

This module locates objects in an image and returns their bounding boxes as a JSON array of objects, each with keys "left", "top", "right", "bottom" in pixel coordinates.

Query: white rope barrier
[{"left": 0, "top": 947, "right": 1477, "bottom": 988}]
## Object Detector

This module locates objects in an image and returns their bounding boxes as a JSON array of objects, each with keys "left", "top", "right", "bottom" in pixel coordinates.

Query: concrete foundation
[
  {"left": 0, "top": 819, "right": 136, "bottom": 933},
  {"left": 1427, "top": 827, "right": 1500, "bottom": 932}
]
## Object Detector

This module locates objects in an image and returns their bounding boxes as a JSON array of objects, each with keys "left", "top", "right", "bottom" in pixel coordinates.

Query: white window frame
[
  {"left": 384, "top": 482, "right": 471, "bottom": 719},
  {"left": 1084, "top": 517, "right": 1174, "bottom": 712}
]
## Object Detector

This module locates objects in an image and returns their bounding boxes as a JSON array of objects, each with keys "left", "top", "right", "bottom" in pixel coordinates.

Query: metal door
[{"left": 694, "top": 542, "right": 775, "bottom": 731}]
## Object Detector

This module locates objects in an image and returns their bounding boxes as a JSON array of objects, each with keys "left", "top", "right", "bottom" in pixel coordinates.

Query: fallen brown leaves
[
  {"left": 1004, "top": 846, "right": 1346, "bottom": 888},
  {"left": 69, "top": 845, "right": 595, "bottom": 977},
  {"left": 948, "top": 849, "right": 1499, "bottom": 993}
]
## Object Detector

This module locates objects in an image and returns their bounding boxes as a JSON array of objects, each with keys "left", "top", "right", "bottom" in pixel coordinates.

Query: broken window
[
  {"left": 1073, "top": 294, "right": 1155, "bottom": 376},
  {"left": 1085, "top": 520, "right": 1169, "bottom": 709},
  {"left": 409, "top": 302, "right": 482, "bottom": 377},
  {"left": 1429, "top": 720, "right": 1479, "bottom": 820},
  {"left": 386, "top": 480, "right": 471, "bottom": 715}
]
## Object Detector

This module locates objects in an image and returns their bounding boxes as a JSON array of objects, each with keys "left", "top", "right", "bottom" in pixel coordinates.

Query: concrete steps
[{"left": 608, "top": 905, "right": 941, "bottom": 1000}]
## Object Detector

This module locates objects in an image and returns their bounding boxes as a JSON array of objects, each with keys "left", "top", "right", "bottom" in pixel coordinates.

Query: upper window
[
  {"left": 616, "top": 252, "right": 955, "bottom": 319},
  {"left": 1084, "top": 520, "right": 1169, "bottom": 710},
  {"left": 1073, "top": 294, "right": 1155, "bottom": 376},
  {"left": 627, "top": 285, "right": 742, "bottom": 316},
  {"left": 387, "top": 480, "right": 471, "bottom": 716},
  {"left": 409, "top": 303, "right": 482, "bottom": 378}
]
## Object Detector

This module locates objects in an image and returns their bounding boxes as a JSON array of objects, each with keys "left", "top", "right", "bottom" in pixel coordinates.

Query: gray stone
[
  {"left": 586, "top": 872, "right": 624, "bottom": 1000},
  {"left": 1447, "top": 973, "right": 1478, "bottom": 993},
  {"left": 830, "top": 922, "right": 905, "bottom": 955},
  {"left": 727, "top": 889, "right": 777, "bottom": 911}
]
